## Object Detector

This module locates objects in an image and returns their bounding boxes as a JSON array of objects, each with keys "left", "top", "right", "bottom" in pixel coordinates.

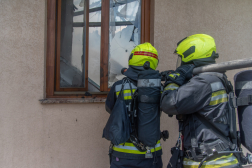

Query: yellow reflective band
[
  {"left": 124, "top": 96, "right": 133, "bottom": 100},
  {"left": 209, "top": 90, "right": 228, "bottom": 106},
  {"left": 116, "top": 89, "right": 136, "bottom": 100},
  {"left": 116, "top": 89, "right": 136, "bottom": 97},
  {"left": 118, "top": 140, "right": 160, "bottom": 147},
  {"left": 164, "top": 83, "right": 179, "bottom": 91},
  {"left": 209, "top": 98, "right": 228, "bottom": 106},
  {"left": 113, "top": 141, "right": 162, "bottom": 154},
  {"left": 183, "top": 154, "right": 239, "bottom": 168},
  {"left": 212, "top": 90, "right": 226, "bottom": 97},
  {"left": 113, "top": 145, "right": 162, "bottom": 154}
]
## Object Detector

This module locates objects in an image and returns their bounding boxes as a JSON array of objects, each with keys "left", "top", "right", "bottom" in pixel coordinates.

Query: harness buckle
[
  {"left": 185, "top": 150, "right": 194, "bottom": 160},
  {"left": 145, "top": 148, "right": 153, "bottom": 158},
  {"left": 212, "top": 148, "right": 218, "bottom": 154},
  {"left": 134, "top": 109, "right": 137, "bottom": 117},
  {"left": 128, "top": 103, "right": 131, "bottom": 112},
  {"left": 109, "top": 143, "right": 114, "bottom": 154}
]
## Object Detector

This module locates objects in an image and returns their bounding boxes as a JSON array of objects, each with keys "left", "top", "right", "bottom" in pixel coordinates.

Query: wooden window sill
[{"left": 39, "top": 98, "right": 106, "bottom": 104}]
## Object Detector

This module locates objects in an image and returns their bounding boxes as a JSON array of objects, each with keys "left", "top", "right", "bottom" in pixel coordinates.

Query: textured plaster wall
[
  {"left": 0, "top": 0, "right": 110, "bottom": 167},
  {"left": 155, "top": 0, "right": 252, "bottom": 76},
  {"left": 0, "top": 0, "right": 252, "bottom": 168}
]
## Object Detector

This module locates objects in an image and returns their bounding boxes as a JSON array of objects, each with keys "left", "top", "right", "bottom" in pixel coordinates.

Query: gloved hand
[
  {"left": 165, "top": 64, "right": 195, "bottom": 86},
  {"left": 161, "top": 70, "right": 175, "bottom": 81}
]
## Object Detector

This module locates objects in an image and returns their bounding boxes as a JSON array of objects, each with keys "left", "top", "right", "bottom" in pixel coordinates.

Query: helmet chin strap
[{"left": 214, "top": 53, "right": 219, "bottom": 59}]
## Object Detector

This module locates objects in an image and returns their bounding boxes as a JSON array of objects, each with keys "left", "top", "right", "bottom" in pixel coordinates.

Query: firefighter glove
[
  {"left": 161, "top": 70, "right": 175, "bottom": 81},
  {"left": 165, "top": 64, "right": 195, "bottom": 86}
]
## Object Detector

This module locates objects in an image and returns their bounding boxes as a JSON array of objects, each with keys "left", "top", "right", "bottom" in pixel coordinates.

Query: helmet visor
[{"left": 176, "top": 55, "right": 182, "bottom": 68}]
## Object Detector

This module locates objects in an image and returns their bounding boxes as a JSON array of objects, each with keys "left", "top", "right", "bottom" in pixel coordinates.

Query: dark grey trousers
[{"left": 110, "top": 156, "right": 163, "bottom": 168}]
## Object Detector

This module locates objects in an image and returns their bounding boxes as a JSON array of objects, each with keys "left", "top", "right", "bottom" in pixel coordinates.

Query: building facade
[{"left": 0, "top": 0, "right": 252, "bottom": 167}]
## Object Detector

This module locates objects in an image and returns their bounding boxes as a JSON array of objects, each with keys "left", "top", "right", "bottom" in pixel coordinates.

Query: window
[{"left": 46, "top": 0, "right": 151, "bottom": 99}]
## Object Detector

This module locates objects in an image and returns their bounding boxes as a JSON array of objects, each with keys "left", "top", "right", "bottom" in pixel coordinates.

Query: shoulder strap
[
  {"left": 195, "top": 113, "right": 235, "bottom": 150},
  {"left": 188, "top": 115, "right": 200, "bottom": 161},
  {"left": 117, "top": 79, "right": 126, "bottom": 99},
  {"left": 189, "top": 115, "right": 198, "bottom": 148}
]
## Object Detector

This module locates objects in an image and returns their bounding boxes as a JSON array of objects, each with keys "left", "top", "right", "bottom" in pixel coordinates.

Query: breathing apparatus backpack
[
  {"left": 234, "top": 70, "right": 252, "bottom": 163},
  {"left": 127, "top": 64, "right": 168, "bottom": 158}
]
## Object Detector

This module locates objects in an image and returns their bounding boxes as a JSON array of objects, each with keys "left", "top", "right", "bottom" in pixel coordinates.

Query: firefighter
[
  {"left": 160, "top": 34, "right": 240, "bottom": 168},
  {"left": 105, "top": 42, "right": 163, "bottom": 168}
]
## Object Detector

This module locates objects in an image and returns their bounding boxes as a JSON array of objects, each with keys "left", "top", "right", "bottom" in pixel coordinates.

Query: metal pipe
[{"left": 193, "top": 58, "right": 252, "bottom": 75}]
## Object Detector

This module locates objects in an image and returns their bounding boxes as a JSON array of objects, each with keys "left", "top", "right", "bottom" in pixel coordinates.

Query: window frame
[
  {"left": 55, "top": 0, "right": 90, "bottom": 92},
  {"left": 46, "top": 0, "right": 151, "bottom": 99}
]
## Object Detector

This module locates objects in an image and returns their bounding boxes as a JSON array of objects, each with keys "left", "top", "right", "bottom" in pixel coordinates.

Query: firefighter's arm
[
  {"left": 164, "top": 64, "right": 195, "bottom": 86},
  {"left": 105, "top": 83, "right": 117, "bottom": 114},
  {"left": 160, "top": 75, "right": 212, "bottom": 115}
]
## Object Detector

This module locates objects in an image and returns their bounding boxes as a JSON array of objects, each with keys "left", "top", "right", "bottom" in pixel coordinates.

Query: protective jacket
[
  {"left": 105, "top": 66, "right": 162, "bottom": 160},
  {"left": 161, "top": 72, "right": 239, "bottom": 168}
]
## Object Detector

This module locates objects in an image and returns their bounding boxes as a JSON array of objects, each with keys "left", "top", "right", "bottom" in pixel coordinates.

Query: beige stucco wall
[
  {"left": 0, "top": 0, "right": 252, "bottom": 167},
  {"left": 155, "top": 0, "right": 252, "bottom": 77}
]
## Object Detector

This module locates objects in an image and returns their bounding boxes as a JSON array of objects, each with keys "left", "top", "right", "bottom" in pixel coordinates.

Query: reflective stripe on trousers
[
  {"left": 183, "top": 154, "right": 239, "bottom": 168},
  {"left": 113, "top": 140, "right": 162, "bottom": 154}
]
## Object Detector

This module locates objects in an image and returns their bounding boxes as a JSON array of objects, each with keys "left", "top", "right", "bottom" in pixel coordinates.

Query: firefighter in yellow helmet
[
  {"left": 161, "top": 34, "right": 241, "bottom": 168},
  {"left": 128, "top": 42, "right": 159, "bottom": 70},
  {"left": 105, "top": 42, "right": 163, "bottom": 168}
]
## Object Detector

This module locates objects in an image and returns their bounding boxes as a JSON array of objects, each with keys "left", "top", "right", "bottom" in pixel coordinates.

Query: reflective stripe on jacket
[{"left": 115, "top": 82, "right": 137, "bottom": 100}]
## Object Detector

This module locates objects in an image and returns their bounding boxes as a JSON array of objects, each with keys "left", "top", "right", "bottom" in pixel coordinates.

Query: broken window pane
[
  {"left": 89, "top": 0, "right": 101, "bottom": 9},
  {"left": 88, "top": 0, "right": 101, "bottom": 91},
  {"left": 60, "top": 0, "right": 86, "bottom": 88},
  {"left": 108, "top": 0, "right": 141, "bottom": 87}
]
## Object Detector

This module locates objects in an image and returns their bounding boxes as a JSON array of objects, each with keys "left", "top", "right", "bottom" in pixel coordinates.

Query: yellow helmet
[
  {"left": 128, "top": 42, "right": 159, "bottom": 70},
  {"left": 175, "top": 34, "right": 219, "bottom": 67}
]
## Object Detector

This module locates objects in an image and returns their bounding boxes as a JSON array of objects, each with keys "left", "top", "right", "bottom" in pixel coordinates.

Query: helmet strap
[{"left": 182, "top": 51, "right": 218, "bottom": 67}]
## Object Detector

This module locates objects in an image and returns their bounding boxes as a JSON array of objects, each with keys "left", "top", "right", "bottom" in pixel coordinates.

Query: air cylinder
[
  {"left": 234, "top": 70, "right": 252, "bottom": 153},
  {"left": 137, "top": 70, "right": 161, "bottom": 147}
]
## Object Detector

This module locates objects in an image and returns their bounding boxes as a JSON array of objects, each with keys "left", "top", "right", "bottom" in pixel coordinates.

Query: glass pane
[
  {"left": 88, "top": 2, "right": 101, "bottom": 91},
  {"left": 89, "top": 10, "right": 101, "bottom": 23},
  {"left": 108, "top": 0, "right": 141, "bottom": 87},
  {"left": 60, "top": 0, "right": 86, "bottom": 88},
  {"left": 89, "top": 0, "right": 101, "bottom": 9}
]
